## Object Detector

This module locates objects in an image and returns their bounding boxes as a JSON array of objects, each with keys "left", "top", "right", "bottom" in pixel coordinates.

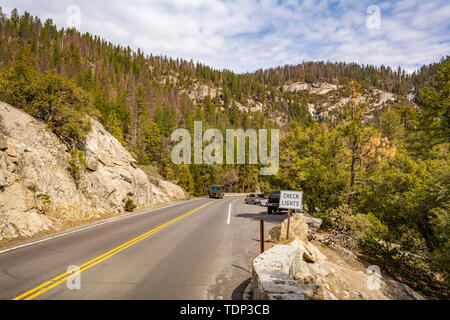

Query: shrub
[
  {"left": 430, "top": 203, "right": 450, "bottom": 289},
  {"left": 124, "top": 199, "right": 137, "bottom": 212},
  {"left": 314, "top": 208, "right": 342, "bottom": 228},
  {"left": 341, "top": 211, "right": 448, "bottom": 299},
  {"left": 68, "top": 148, "right": 87, "bottom": 181},
  {"left": 0, "top": 57, "right": 97, "bottom": 146},
  {"left": 343, "top": 212, "right": 388, "bottom": 243},
  {"left": 139, "top": 165, "right": 162, "bottom": 186},
  {"left": 36, "top": 193, "right": 51, "bottom": 205}
]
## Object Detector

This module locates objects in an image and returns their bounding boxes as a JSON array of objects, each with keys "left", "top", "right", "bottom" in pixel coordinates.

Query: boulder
[
  {"left": 280, "top": 214, "right": 309, "bottom": 243},
  {"left": 252, "top": 244, "right": 308, "bottom": 300},
  {"left": 252, "top": 238, "right": 328, "bottom": 300},
  {"left": 269, "top": 215, "right": 315, "bottom": 244},
  {"left": 268, "top": 225, "right": 282, "bottom": 242},
  {"left": 304, "top": 216, "right": 322, "bottom": 232},
  {"left": 287, "top": 238, "right": 317, "bottom": 263},
  {"left": 251, "top": 237, "right": 426, "bottom": 300},
  {"left": 253, "top": 213, "right": 425, "bottom": 301}
]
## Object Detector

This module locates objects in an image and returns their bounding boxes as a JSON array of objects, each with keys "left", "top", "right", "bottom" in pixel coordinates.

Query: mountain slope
[{"left": 1, "top": 9, "right": 445, "bottom": 196}]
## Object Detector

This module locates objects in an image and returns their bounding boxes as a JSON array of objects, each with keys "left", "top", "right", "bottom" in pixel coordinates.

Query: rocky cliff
[
  {"left": 0, "top": 102, "right": 188, "bottom": 242},
  {"left": 180, "top": 77, "right": 398, "bottom": 127}
]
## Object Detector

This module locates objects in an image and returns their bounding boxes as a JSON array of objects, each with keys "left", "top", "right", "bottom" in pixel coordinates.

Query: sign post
[
  {"left": 278, "top": 191, "right": 303, "bottom": 240},
  {"left": 286, "top": 209, "right": 292, "bottom": 240},
  {"left": 260, "top": 219, "right": 264, "bottom": 253}
]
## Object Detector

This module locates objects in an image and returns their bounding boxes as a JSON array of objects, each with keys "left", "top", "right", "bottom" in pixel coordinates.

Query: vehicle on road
[
  {"left": 267, "top": 191, "right": 288, "bottom": 214},
  {"left": 245, "top": 193, "right": 264, "bottom": 205},
  {"left": 209, "top": 185, "right": 224, "bottom": 199},
  {"left": 260, "top": 198, "right": 268, "bottom": 207}
]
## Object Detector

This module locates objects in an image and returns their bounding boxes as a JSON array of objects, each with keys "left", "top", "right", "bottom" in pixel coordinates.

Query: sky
[{"left": 1, "top": 0, "right": 449, "bottom": 73}]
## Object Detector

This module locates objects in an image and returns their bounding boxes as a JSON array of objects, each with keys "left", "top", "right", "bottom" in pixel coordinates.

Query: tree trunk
[{"left": 348, "top": 136, "right": 358, "bottom": 210}]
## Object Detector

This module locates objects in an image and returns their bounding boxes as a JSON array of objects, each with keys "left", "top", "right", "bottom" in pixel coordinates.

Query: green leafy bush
[
  {"left": 343, "top": 212, "right": 388, "bottom": 242},
  {"left": 314, "top": 207, "right": 344, "bottom": 228},
  {"left": 36, "top": 194, "right": 52, "bottom": 205},
  {"left": 0, "top": 52, "right": 97, "bottom": 146},
  {"left": 430, "top": 203, "right": 450, "bottom": 289},
  {"left": 68, "top": 148, "right": 87, "bottom": 181},
  {"left": 124, "top": 199, "right": 137, "bottom": 212}
]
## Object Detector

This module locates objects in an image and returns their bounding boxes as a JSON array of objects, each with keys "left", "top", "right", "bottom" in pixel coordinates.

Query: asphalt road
[{"left": 0, "top": 197, "right": 284, "bottom": 300}]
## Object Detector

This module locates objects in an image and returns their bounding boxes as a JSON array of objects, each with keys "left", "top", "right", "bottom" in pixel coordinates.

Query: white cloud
[{"left": 1, "top": 0, "right": 449, "bottom": 73}]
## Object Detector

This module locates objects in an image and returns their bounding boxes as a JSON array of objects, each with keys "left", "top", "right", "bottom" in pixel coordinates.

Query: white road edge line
[
  {"left": 227, "top": 202, "right": 232, "bottom": 225},
  {"left": 0, "top": 198, "right": 206, "bottom": 255}
]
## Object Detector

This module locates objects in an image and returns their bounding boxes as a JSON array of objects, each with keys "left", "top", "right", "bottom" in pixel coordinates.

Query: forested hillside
[{"left": 0, "top": 9, "right": 448, "bottom": 298}]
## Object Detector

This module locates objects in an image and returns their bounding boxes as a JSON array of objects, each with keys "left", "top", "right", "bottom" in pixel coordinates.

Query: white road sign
[{"left": 279, "top": 190, "right": 303, "bottom": 210}]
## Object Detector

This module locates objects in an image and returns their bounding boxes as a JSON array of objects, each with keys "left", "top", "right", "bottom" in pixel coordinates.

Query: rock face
[
  {"left": 182, "top": 82, "right": 221, "bottom": 102},
  {"left": 156, "top": 179, "right": 189, "bottom": 200},
  {"left": 282, "top": 82, "right": 339, "bottom": 95},
  {"left": 0, "top": 102, "right": 188, "bottom": 241}
]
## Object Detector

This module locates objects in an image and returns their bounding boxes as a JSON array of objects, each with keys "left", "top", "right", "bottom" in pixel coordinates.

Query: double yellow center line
[{"left": 13, "top": 200, "right": 217, "bottom": 300}]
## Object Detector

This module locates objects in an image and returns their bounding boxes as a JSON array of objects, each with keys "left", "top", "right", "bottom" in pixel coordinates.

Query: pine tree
[
  {"left": 175, "top": 164, "right": 194, "bottom": 193},
  {"left": 337, "top": 81, "right": 376, "bottom": 210},
  {"left": 105, "top": 110, "right": 124, "bottom": 144},
  {"left": 140, "top": 120, "right": 162, "bottom": 165},
  {"left": 410, "top": 59, "right": 450, "bottom": 155}
]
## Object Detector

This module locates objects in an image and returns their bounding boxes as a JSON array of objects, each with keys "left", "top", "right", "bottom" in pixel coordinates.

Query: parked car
[
  {"left": 245, "top": 193, "right": 264, "bottom": 205},
  {"left": 209, "top": 185, "right": 224, "bottom": 199},
  {"left": 267, "top": 191, "right": 288, "bottom": 214},
  {"left": 260, "top": 198, "right": 268, "bottom": 207}
]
